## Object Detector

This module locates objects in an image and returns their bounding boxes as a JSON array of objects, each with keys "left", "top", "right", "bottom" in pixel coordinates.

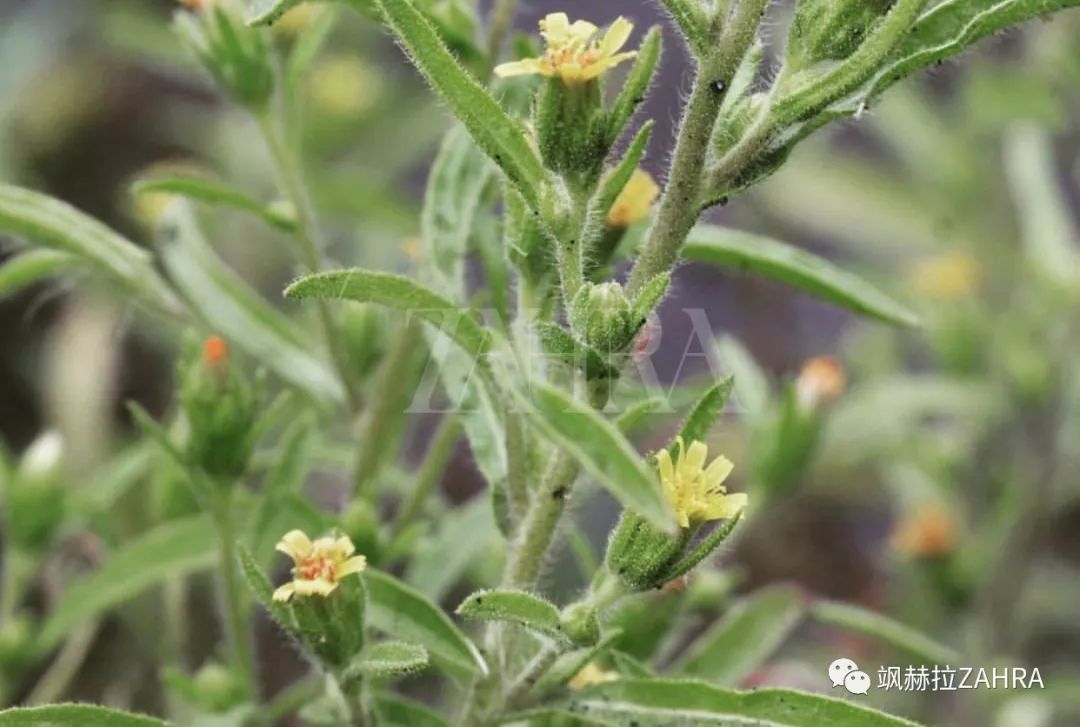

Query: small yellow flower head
[
  {"left": 607, "top": 170, "right": 660, "bottom": 229},
  {"left": 795, "top": 356, "right": 846, "bottom": 410},
  {"left": 657, "top": 437, "right": 746, "bottom": 529},
  {"left": 910, "top": 250, "right": 983, "bottom": 300},
  {"left": 495, "top": 13, "right": 637, "bottom": 85},
  {"left": 272, "top": 530, "right": 367, "bottom": 602},
  {"left": 569, "top": 662, "right": 618, "bottom": 690}
]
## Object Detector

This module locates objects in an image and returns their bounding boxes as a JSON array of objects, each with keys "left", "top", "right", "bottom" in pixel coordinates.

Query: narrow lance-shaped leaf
[
  {"left": 0, "top": 705, "right": 170, "bottom": 727},
  {"left": 133, "top": 175, "right": 296, "bottom": 232},
  {"left": 422, "top": 125, "right": 496, "bottom": 299},
  {"left": 344, "top": 641, "right": 429, "bottom": 681},
  {"left": 286, "top": 270, "right": 492, "bottom": 359},
  {"left": 156, "top": 201, "right": 346, "bottom": 403},
  {"left": 678, "top": 585, "right": 805, "bottom": 685},
  {"left": 0, "top": 249, "right": 79, "bottom": 301},
  {"left": 369, "top": 0, "right": 547, "bottom": 210},
  {"left": 606, "top": 27, "right": 662, "bottom": 144},
  {"left": 0, "top": 185, "right": 183, "bottom": 317},
  {"left": 570, "top": 680, "right": 922, "bottom": 726},
  {"left": 373, "top": 695, "right": 450, "bottom": 727},
  {"left": 516, "top": 382, "right": 674, "bottom": 531},
  {"left": 365, "top": 569, "right": 488, "bottom": 679},
  {"left": 38, "top": 515, "right": 218, "bottom": 652},
  {"left": 657, "top": 0, "right": 709, "bottom": 56},
  {"left": 713, "top": 336, "right": 770, "bottom": 417},
  {"left": 809, "top": 599, "right": 960, "bottom": 665},
  {"left": 672, "top": 377, "right": 735, "bottom": 457},
  {"left": 684, "top": 225, "right": 920, "bottom": 327},
  {"left": 457, "top": 589, "right": 565, "bottom": 641}
]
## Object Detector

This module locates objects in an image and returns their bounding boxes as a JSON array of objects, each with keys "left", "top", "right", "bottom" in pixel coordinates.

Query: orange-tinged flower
[
  {"left": 607, "top": 169, "right": 660, "bottom": 229},
  {"left": 796, "top": 356, "right": 846, "bottom": 410},
  {"left": 892, "top": 506, "right": 957, "bottom": 559},
  {"left": 494, "top": 13, "right": 636, "bottom": 85},
  {"left": 272, "top": 530, "right": 367, "bottom": 602},
  {"left": 657, "top": 437, "right": 746, "bottom": 529},
  {"left": 203, "top": 336, "right": 229, "bottom": 367}
]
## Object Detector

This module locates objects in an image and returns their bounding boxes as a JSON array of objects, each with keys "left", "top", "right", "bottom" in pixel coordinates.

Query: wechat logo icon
[{"left": 829, "top": 657, "right": 871, "bottom": 695}]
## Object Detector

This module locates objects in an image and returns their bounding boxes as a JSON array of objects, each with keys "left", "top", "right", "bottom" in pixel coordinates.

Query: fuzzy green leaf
[
  {"left": 372, "top": 0, "right": 547, "bottom": 209},
  {"left": 595, "top": 122, "right": 655, "bottom": 226},
  {"left": 345, "top": 641, "right": 429, "bottom": 680},
  {"left": 38, "top": 516, "right": 217, "bottom": 652},
  {"left": 536, "top": 323, "right": 618, "bottom": 381},
  {"left": 285, "top": 270, "right": 491, "bottom": 358},
  {"left": 673, "top": 377, "right": 735, "bottom": 453},
  {"left": 517, "top": 382, "right": 674, "bottom": 531},
  {"left": 679, "top": 585, "right": 805, "bottom": 685},
  {"left": 423, "top": 125, "right": 496, "bottom": 298},
  {"left": 606, "top": 27, "right": 662, "bottom": 144},
  {"left": 0, "top": 705, "right": 170, "bottom": 727},
  {"left": 0, "top": 185, "right": 183, "bottom": 316},
  {"left": 0, "top": 249, "right": 79, "bottom": 300},
  {"left": 685, "top": 225, "right": 920, "bottom": 327},
  {"left": 365, "top": 569, "right": 488, "bottom": 679},
  {"left": 238, "top": 547, "right": 300, "bottom": 635},
  {"left": 133, "top": 175, "right": 296, "bottom": 232},
  {"left": 569, "top": 679, "right": 922, "bottom": 725},
  {"left": 809, "top": 600, "right": 960, "bottom": 665},
  {"left": 658, "top": 0, "right": 709, "bottom": 56},
  {"left": 156, "top": 201, "right": 346, "bottom": 403},
  {"left": 457, "top": 589, "right": 564, "bottom": 640}
]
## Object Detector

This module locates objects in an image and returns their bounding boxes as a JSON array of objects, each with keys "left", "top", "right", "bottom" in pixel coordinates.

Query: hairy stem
[
  {"left": 256, "top": 113, "right": 360, "bottom": 409},
  {"left": 213, "top": 492, "right": 256, "bottom": 697},
  {"left": 627, "top": 0, "right": 769, "bottom": 295}
]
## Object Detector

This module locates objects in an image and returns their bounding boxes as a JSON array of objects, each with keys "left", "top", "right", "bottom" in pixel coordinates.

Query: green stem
[
  {"left": 627, "top": 0, "right": 769, "bottom": 295},
  {"left": 213, "top": 492, "right": 256, "bottom": 697},
  {"left": 772, "top": 0, "right": 931, "bottom": 126},
  {"left": 255, "top": 113, "right": 360, "bottom": 409},
  {"left": 504, "top": 451, "right": 579, "bottom": 588},
  {"left": 393, "top": 414, "right": 462, "bottom": 532},
  {"left": 352, "top": 319, "right": 424, "bottom": 498},
  {"left": 254, "top": 676, "right": 324, "bottom": 725}
]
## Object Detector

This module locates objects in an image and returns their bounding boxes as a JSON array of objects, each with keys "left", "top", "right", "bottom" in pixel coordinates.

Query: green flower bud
[
  {"left": 340, "top": 303, "right": 386, "bottom": 380},
  {"left": 787, "top": 0, "right": 894, "bottom": 69},
  {"left": 174, "top": 0, "right": 275, "bottom": 110},
  {"left": 534, "top": 77, "right": 607, "bottom": 184},
  {"left": 571, "top": 282, "right": 635, "bottom": 353},
  {"left": 178, "top": 335, "right": 260, "bottom": 480},
  {"left": 604, "top": 512, "right": 687, "bottom": 591},
  {"left": 191, "top": 662, "right": 246, "bottom": 713},
  {"left": 560, "top": 602, "right": 600, "bottom": 646}
]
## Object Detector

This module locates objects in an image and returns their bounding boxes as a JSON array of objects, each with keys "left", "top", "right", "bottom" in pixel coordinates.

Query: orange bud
[
  {"left": 892, "top": 506, "right": 957, "bottom": 559},
  {"left": 203, "top": 336, "right": 229, "bottom": 367},
  {"left": 796, "top": 356, "right": 846, "bottom": 409}
]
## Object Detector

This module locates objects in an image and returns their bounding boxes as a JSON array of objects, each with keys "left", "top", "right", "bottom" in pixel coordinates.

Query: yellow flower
[
  {"left": 606, "top": 170, "right": 660, "bottom": 229},
  {"left": 569, "top": 662, "right": 618, "bottom": 689},
  {"left": 272, "top": 530, "right": 367, "bottom": 602},
  {"left": 494, "top": 13, "right": 637, "bottom": 85},
  {"left": 657, "top": 437, "right": 746, "bottom": 529},
  {"left": 910, "top": 251, "right": 983, "bottom": 300}
]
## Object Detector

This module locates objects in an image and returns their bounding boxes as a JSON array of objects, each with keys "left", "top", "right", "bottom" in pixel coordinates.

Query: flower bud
[
  {"left": 606, "top": 170, "right": 660, "bottom": 230},
  {"left": 571, "top": 282, "right": 635, "bottom": 353},
  {"left": 174, "top": 0, "right": 275, "bottom": 110},
  {"left": 795, "top": 356, "right": 846, "bottom": 411},
  {"left": 560, "top": 602, "right": 600, "bottom": 646},
  {"left": 191, "top": 662, "right": 246, "bottom": 712},
  {"left": 534, "top": 77, "right": 607, "bottom": 182},
  {"left": 178, "top": 335, "right": 260, "bottom": 480},
  {"left": 604, "top": 511, "right": 688, "bottom": 591}
]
